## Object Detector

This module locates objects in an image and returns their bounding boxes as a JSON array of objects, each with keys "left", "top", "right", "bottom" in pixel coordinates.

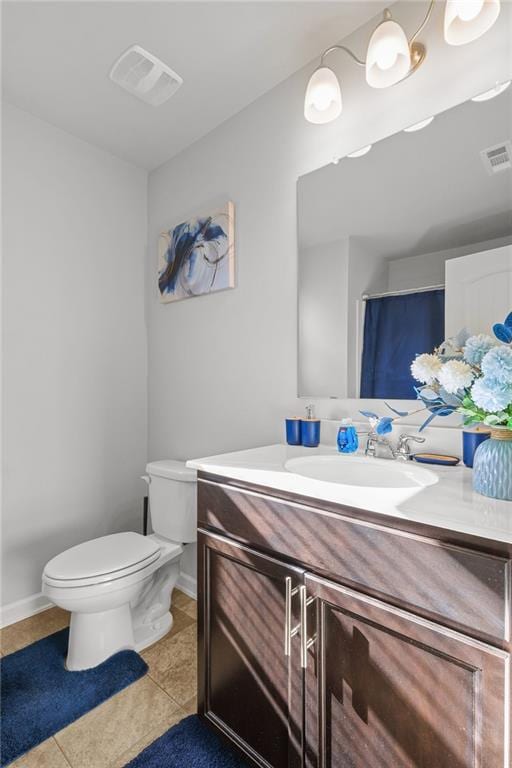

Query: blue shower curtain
[{"left": 360, "top": 289, "right": 445, "bottom": 399}]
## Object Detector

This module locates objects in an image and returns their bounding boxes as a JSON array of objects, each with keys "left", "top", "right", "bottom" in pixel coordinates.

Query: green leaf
[
  {"left": 483, "top": 414, "right": 501, "bottom": 425},
  {"left": 463, "top": 415, "right": 481, "bottom": 426},
  {"left": 458, "top": 408, "right": 477, "bottom": 417}
]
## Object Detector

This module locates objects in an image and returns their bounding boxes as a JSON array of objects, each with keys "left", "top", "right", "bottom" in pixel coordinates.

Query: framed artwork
[{"left": 158, "top": 201, "right": 235, "bottom": 303}]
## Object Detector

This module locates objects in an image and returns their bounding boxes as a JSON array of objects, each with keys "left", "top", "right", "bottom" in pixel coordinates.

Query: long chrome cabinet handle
[
  {"left": 299, "top": 585, "right": 316, "bottom": 669},
  {"left": 284, "top": 576, "right": 300, "bottom": 656}
]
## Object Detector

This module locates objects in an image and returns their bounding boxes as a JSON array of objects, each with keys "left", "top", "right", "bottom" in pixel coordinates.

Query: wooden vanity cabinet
[
  {"left": 198, "top": 530, "right": 304, "bottom": 768},
  {"left": 303, "top": 575, "right": 508, "bottom": 768},
  {"left": 197, "top": 475, "right": 511, "bottom": 768}
]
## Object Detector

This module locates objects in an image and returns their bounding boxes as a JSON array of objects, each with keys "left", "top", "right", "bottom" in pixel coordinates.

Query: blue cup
[
  {"left": 302, "top": 419, "right": 320, "bottom": 448},
  {"left": 463, "top": 428, "right": 491, "bottom": 468},
  {"left": 285, "top": 418, "right": 302, "bottom": 446}
]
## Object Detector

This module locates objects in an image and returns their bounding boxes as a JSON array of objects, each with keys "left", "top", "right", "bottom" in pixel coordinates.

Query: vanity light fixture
[
  {"left": 304, "top": 66, "right": 342, "bottom": 124},
  {"left": 304, "top": 0, "right": 500, "bottom": 124},
  {"left": 471, "top": 79, "right": 511, "bottom": 101},
  {"left": 444, "top": 0, "right": 500, "bottom": 45},
  {"left": 403, "top": 116, "right": 435, "bottom": 132},
  {"left": 366, "top": 11, "right": 415, "bottom": 89},
  {"left": 347, "top": 144, "right": 373, "bottom": 157}
]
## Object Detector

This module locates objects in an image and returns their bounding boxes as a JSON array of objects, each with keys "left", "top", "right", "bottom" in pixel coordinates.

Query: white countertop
[{"left": 187, "top": 444, "right": 512, "bottom": 544}]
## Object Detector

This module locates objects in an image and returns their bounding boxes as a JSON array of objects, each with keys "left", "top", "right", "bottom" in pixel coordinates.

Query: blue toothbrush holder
[
  {"left": 285, "top": 418, "right": 303, "bottom": 446},
  {"left": 463, "top": 427, "right": 491, "bottom": 468},
  {"left": 302, "top": 419, "right": 321, "bottom": 448}
]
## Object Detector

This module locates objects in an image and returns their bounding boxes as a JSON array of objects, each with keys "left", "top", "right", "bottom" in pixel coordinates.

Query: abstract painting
[{"left": 158, "top": 201, "right": 235, "bottom": 303}]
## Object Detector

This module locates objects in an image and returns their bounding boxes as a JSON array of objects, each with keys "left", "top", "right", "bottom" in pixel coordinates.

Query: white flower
[
  {"left": 410, "top": 353, "right": 442, "bottom": 384},
  {"left": 437, "top": 360, "right": 474, "bottom": 394}
]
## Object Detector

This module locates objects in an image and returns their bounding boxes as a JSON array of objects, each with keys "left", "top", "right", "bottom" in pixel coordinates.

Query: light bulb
[
  {"left": 347, "top": 145, "right": 372, "bottom": 158},
  {"left": 304, "top": 66, "right": 342, "bottom": 124},
  {"left": 313, "top": 85, "right": 336, "bottom": 111},
  {"left": 403, "top": 116, "right": 435, "bottom": 132},
  {"left": 444, "top": 0, "right": 500, "bottom": 45},
  {"left": 471, "top": 80, "right": 511, "bottom": 101},
  {"left": 366, "top": 18, "right": 411, "bottom": 88},
  {"left": 456, "top": 0, "right": 485, "bottom": 21},
  {"left": 372, "top": 41, "right": 399, "bottom": 71}
]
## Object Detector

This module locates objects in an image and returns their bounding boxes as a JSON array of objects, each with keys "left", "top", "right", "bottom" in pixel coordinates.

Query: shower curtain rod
[{"left": 362, "top": 283, "right": 445, "bottom": 301}]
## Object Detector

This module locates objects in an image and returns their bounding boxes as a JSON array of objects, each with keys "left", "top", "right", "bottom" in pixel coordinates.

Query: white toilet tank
[{"left": 145, "top": 460, "right": 197, "bottom": 543}]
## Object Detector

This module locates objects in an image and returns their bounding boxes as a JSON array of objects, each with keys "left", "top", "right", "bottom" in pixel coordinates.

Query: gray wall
[{"left": 2, "top": 104, "right": 148, "bottom": 608}]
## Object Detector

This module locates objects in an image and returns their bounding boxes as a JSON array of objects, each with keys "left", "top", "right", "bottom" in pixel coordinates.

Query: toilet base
[
  {"left": 64, "top": 544, "right": 182, "bottom": 669},
  {"left": 134, "top": 611, "right": 173, "bottom": 651},
  {"left": 67, "top": 604, "right": 135, "bottom": 671}
]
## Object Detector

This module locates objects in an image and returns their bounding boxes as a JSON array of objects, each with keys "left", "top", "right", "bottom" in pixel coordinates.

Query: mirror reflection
[{"left": 297, "top": 90, "right": 512, "bottom": 400}]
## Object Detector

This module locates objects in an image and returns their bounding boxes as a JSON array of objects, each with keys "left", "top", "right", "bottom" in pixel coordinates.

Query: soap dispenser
[
  {"left": 337, "top": 418, "right": 358, "bottom": 453},
  {"left": 302, "top": 404, "right": 321, "bottom": 448}
]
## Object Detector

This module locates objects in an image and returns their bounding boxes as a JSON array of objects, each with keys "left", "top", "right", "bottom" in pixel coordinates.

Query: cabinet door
[
  {"left": 304, "top": 574, "right": 509, "bottom": 768},
  {"left": 198, "top": 529, "right": 304, "bottom": 768}
]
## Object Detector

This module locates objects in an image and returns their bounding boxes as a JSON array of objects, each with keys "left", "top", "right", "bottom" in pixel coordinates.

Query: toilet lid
[{"left": 44, "top": 532, "right": 161, "bottom": 582}]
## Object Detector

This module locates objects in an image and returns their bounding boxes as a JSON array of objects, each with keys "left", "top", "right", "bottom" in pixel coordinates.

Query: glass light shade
[
  {"left": 444, "top": 0, "right": 500, "bottom": 45},
  {"left": 304, "top": 66, "right": 342, "bottom": 124},
  {"left": 366, "top": 19, "right": 411, "bottom": 88},
  {"left": 471, "top": 80, "right": 511, "bottom": 101}
]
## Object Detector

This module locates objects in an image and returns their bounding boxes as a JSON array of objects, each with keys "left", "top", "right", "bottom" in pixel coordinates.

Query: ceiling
[
  {"left": 298, "top": 88, "right": 512, "bottom": 259},
  {"left": 2, "top": 1, "right": 386, "bottom": 170}
]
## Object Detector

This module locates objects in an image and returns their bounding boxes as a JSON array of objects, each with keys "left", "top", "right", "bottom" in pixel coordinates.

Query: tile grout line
[
  {"left": 53, "top": 736, "right": 74, "bottom": 768},
  {"left": 145, "top": 668, "right": 187, "bottom": 713}
]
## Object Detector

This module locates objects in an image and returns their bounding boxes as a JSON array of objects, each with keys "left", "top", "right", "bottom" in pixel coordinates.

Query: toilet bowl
[{"left": 42, "top": 460, "right": 196, "bottom": 670}]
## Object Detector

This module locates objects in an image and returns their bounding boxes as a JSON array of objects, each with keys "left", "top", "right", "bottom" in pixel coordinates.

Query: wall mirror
[{"left": 297, "top": 90, "right": 512, "bottom": 400}]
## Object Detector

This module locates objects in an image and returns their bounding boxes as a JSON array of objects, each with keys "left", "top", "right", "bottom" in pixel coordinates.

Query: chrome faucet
[
  {"left": 365, "top": 431, "right": 425, "bottom": 461},
  {"left": 365, "top": 432, "right": 396, "bottom": 459},
  {"left": 395, "top": 433, "right": 425, "bottom": 461}
]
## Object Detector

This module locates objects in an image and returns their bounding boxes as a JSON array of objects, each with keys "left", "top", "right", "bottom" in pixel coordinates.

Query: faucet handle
[
  {"left": 398, "top": 433, "right": 425, "bottom": 447},
  {"left": 397, "top": 433, "right": 425, "bottom": 459}
]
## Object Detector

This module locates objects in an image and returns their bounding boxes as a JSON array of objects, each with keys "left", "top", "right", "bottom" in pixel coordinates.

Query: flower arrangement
[{"left": 361, "top": 312, "right": 512, "bottom": 434}]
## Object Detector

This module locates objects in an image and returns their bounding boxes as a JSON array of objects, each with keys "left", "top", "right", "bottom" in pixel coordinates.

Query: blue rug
[
  {"left": 1, "top": 627, "right": 147, "bottom": 766},
  {"left": 125, "top": 715, "right": 250, "bottom": 767}
]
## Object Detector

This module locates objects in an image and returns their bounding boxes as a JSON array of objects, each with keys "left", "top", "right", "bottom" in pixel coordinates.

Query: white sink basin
[{"left": 284, "top": 454, "right": 438, "bottom": 508}]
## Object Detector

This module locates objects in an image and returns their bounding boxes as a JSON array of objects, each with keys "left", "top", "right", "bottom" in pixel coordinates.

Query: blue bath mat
[
  {"left": 125, "top": 715, "right": 250, "bottom": 768},
  {"left": 1, "top": 627, "right": 147, "bottom": 766}
]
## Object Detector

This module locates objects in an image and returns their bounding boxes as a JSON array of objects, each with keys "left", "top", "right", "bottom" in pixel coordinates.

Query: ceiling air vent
[
  {"left": 480, "top": 141, "right": 512, "bottom": 175},
  {"left": 109, "top": 45, "right": 183, "bottom": 107}
]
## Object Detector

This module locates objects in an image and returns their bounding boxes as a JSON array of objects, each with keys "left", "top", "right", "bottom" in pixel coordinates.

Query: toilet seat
[{"left": 43, "top": 532, "right": 161, "bottom": 589}]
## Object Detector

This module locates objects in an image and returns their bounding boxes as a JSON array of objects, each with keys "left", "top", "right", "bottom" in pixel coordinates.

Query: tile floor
[{"left": 0, "top": 590, "right": 198, "bottom": 768}]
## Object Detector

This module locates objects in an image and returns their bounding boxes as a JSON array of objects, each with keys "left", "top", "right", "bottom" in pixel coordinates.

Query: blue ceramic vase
[{"left": 473, "top": 427, "right": 512, "bottom": 501}]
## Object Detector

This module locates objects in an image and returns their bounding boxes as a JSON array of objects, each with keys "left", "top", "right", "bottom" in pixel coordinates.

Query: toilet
[{"left": 42, "top": 460, "right": 196, "bottom": 671}]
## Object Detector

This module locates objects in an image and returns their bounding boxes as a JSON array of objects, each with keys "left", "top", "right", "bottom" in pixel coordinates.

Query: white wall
[
  {"left": 2, "top": 104, "right": 148, "bottom": 612},
  {"left": 298, "top": 239, "right": 349, "bottom": 398},
  {"left": 387, "top": 235, "right": 512, "bottom": 291},
  {"left": 146, "top": 1, "right": 511, "bottom": 583}
]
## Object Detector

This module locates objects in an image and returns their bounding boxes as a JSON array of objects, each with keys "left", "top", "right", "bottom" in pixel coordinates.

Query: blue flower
[
  {"left": 471, "top": 376, "right": 512, "bottom": 412},
  {"left": 463, "top": 334, "right": 497, "bottom": 366},
  {"left": 376, "top": 417, "right": 393, "bottom": 435},
  {"left": 481, "top": 345, "right": 512, "bottom": 385}
]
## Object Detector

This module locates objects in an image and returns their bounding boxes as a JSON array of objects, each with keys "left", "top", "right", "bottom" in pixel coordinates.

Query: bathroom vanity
[{"left": 189, "top": 445, "right": 512, "bottom": 768}]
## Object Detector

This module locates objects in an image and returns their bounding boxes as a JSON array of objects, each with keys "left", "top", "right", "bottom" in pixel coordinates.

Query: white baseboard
[
  {"left": 0, "top": 592, "right": 53, "bottom": 629},
  {"left": 1, "top": 574, "right": 197, "bottom": 629},
  {"left": 177, "top": 572, "right": 197, "bottom": 600}
]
